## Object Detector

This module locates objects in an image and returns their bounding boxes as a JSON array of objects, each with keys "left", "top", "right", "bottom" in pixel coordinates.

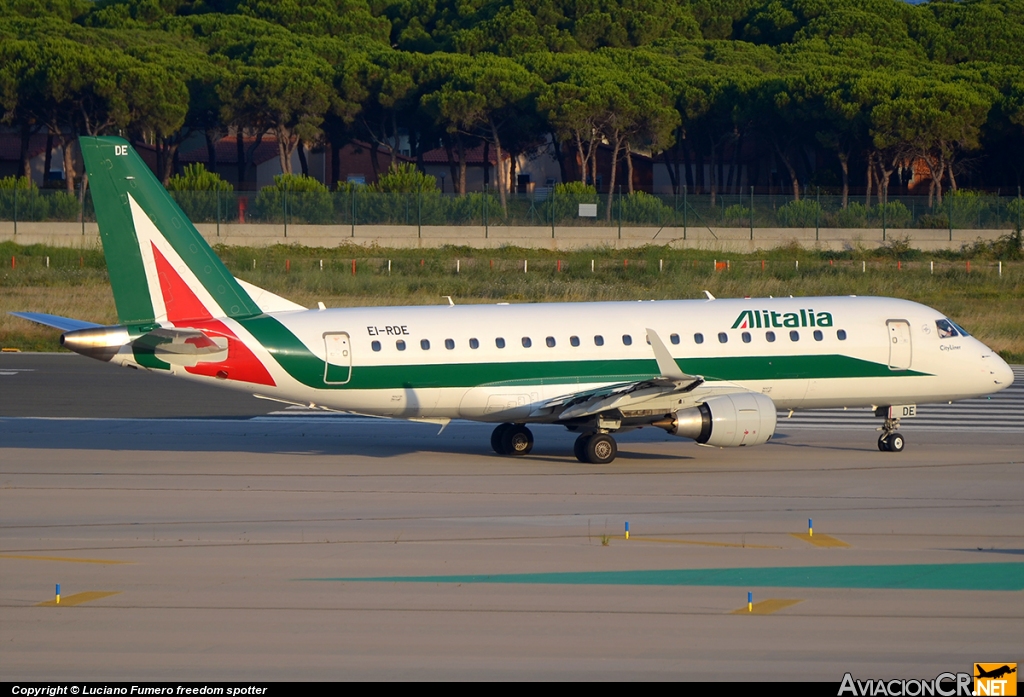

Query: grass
[{"left": 2, "top": 241, "right": 1022, "bottom": 362}]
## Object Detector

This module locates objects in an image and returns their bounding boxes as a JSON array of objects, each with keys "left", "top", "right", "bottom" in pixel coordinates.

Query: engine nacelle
[
  {"left": 656, "top": 392, "right": 777, "bottom": 447},
  {"left": 61, "top": 325, "right": 130, "bottom": 362}
]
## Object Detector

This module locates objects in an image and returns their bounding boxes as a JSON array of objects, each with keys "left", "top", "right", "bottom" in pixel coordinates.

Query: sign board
[{"left": 578, "top": 203, "right": 598, "bottom": 217}]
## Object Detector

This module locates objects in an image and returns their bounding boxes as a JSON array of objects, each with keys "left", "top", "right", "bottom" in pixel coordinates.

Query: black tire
[
  {"left": 888, "top": 431, "right": 905, "bottom": 452},
  {"left": 585, "top": 433, "right": 617, "bottom": 464},
  {"left": 574, "top": 434, "right": 590, "bottom": 462},
  {"left": 878, "top": 434, "right": 889, "bottom": 452},
  {"left": 491, "top": 423, "right": 512, "bottom": 454},
  {"left": 501, "top": 424, "right": 534, "bottom": 456}
]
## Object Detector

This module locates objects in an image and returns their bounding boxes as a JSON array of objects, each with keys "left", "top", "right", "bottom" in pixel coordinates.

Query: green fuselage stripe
[{"left": 240, "top": 316, "right": 929, "bottom": 390}]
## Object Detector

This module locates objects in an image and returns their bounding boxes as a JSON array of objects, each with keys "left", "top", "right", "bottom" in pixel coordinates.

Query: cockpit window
[{"left": 936, "top": 318, "right": 969, "bottom": 338}]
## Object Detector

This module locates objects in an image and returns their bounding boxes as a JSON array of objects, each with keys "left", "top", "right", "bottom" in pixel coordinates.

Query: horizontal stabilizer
[
  {"left": 235, "top": 278, "right": 306, "bottom": 313},
  {"left": 9, "top": 312, "right": 103, "bottom": 332}
]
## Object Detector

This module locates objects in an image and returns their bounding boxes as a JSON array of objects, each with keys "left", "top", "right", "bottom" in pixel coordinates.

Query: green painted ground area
[{"left": 303, "top": 562, "right": 1024, "bottom": 591}]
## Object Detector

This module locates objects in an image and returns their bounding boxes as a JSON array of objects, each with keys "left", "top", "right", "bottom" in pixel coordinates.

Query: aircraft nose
[{"left": 985, "top": 352, "right": 1014, "bottom": 391}]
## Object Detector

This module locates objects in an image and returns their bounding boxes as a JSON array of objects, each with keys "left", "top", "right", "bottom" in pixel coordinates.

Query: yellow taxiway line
[
  {"left": 731, "top": 598, "right": 803, "bottom": 615},
  {"left": 37, "top": 591, "right": 121, "bottom": 607},
  {"left": 0, "top": 554, "right": 131, "bottom": 564},
  {"left": 790, "top": 533, "right": 851, "bottom": 548}
]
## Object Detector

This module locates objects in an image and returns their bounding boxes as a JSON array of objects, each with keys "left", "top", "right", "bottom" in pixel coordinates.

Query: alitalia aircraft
[{"left": 13, "top": 137, "right": 1015, "bottom": 463}]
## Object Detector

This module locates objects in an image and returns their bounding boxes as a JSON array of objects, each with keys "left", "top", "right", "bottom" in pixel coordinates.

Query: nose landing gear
[{"left": 877, "top": 416, "right": 906, "bottom": 452}]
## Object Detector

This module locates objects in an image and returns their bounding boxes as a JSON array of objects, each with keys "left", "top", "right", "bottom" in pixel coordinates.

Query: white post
[
  {"left": 320, "top": 259, "right": 323, "bottom": 271},
  {"left": 253, "top": 259, "right": 256, "bottom": 270},
  {"left": 46, "top": 256, "right": 49, "bottom": 268},
  {"left": 659, "top": 259, "right": 663, "bottom": 273},
  {"left": 999, "top": 261, "right": 1002, "bottom": 277},
  {"left": 524, "top": 259, "right": 528, "bottom": 273},
  {"left": 862, "top": 260, "right": 866, "bottom": 273},
  {"left": 930, "top": 261, "right": 934, "bottom": 274},
  {"left": 456, "top": 259, "right": 460, "bottom": 274},
  {"left": 388, "top": 259, "right": 392, "bottom": 275},
  {"left": 591, "top": 259, "right": 595, "bottom": 273},
  {"left": 795, "top": 260, "right": 799, "bottom": 271}
]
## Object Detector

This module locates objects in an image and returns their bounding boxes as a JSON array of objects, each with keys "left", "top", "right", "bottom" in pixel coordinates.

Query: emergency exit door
[{"left": 886, "top": 320, "right": 912, "bottom": 371}]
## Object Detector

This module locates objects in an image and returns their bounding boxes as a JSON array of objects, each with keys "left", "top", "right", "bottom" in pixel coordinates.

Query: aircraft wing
[
  {"left": 531, "top": 328, "right": 704, "bottom": 420},
  {"left": 9, "top": 312, "right": 103, "bottom": 332}
]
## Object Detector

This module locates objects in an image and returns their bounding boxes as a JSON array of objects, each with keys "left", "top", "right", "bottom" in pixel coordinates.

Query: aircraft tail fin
[{"left": 80, "top": 136, "right": 263, "bottom": 325}]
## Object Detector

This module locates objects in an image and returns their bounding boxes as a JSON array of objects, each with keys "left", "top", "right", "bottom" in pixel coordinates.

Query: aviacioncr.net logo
[{"left": 838, "top": 672, "right": 973, "bottom": 696}]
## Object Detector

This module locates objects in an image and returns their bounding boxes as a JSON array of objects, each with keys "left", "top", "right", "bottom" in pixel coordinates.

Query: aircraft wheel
[
  {"left": 573, "top": 434, "right": 590, "bottom": 463},
  {"left": 501, "top": 424, "right": 534, "bottom": 457},
  {"left": 877, "top": 434, "right": 889, "bottom": 452},
  {"left": 887, "top": 432, "right": 905, "bottom": 453},
  {"left": 586, "top": 433, "right": 617, "bottom": 464},
  {"left": 491, "top": 423, "right": 512, "bottom": 454}
]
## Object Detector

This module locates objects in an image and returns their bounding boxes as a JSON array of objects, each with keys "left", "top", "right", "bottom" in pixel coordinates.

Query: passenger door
[
  {"left": 886, "top": 320, "right": 912, "bottom": 370},
  {"left": 323, "top": 332, "right": 352, "bottom": 384}
]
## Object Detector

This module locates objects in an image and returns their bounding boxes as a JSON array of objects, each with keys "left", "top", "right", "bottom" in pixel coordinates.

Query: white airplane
[{"left": 12, "top": 137, "right": 1015, "bottom": 463}]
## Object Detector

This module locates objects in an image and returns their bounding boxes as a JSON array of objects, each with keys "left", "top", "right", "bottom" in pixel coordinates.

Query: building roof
[
  {"left": 179, "top": 136, "right": 280, "bottom": 167},
  {"left": 421, "top": 144, "right": 505, "bottom": 165},
  {"left": 0, "top": 133, "right": 52, "bottom": 162}
]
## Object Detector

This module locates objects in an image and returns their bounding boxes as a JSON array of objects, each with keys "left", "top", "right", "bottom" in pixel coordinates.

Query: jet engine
[
  {"left": 61, "top": 325, "right": 131, "bottom": 362},
  {"left": 654, "top": 392, "right": 777, "bottom": 447}
]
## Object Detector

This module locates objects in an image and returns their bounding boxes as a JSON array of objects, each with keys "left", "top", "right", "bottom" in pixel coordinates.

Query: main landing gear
[
  {"left": 573, "top": 433, "right": 617, "bottom": 464},
  {"left": 490, "top": 423, "right": 619, "bottom": 463},
  {"left": 877, "top": 416, "right": 905, "bottom": 453},
  {"left": 490, "top": 422, "right": 534, "bottom": 456}
]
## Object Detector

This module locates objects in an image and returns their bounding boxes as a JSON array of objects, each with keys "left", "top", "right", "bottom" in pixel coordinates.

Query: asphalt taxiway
[{"left": 1, "top": 354, "right": 1021, "bottom": 680}]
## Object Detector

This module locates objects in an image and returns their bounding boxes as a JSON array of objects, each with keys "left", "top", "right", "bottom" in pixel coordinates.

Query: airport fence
[{"left": 2, "top": 187, "right": 1023, "bottom": 237}]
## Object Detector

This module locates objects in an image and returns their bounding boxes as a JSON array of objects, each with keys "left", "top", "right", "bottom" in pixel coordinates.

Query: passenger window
[
  {"left": 546, "top": 337, "right": 556, "bottom": 348},
  {"left": 495, "top": 337, "right": 505, "bottom": 349},
  {"left": 790, "top": 330, "right": 800, "bottom": 341},
  {"left": 371, "top": 340, "right": 381, "bottom": 352},
  {"left": 813, "top": 330, "right": 823, "bottom": 341},
  {"left": 670, "top": 334, "right": 680, "bottom": 345},
  {"left": 469, "top": 338, "right": 479, "bottom": 349},
  {"left": 622, "top": 334, "right": 632, "bottom": 346},
  {"left": 694, "top": 333, "right": 704, "bottom": 344},
  {"left": 570, "top": 336, "right": 580, "bottom": 347},
  {"left": 445, "top": 338, "right": 455, "bottom": 350},
  {"left": 837, "top": 330, "right": 847, "bottom": 341},
  {"left": 420, "top": 339, "right": 430, "bottom": 350},
  {"left": 741, "top": 332, "right": 751, "bottom": 343},
  {"left": 396, "top": 339, "right": 406, "bottom": 351},
  {"left": 718, "top": 332, "right": 728, "bottom": 344},
  {"left": 766, "top": 331, "right": 776, "bottom": 342},
  {"left": 594, "top": 335, "right": 604, "bottom": 346},
  {"left": 522, "top": 337, "right": 532, "bottom": 348}
]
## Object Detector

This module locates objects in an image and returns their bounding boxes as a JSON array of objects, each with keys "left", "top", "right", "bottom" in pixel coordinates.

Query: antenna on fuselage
[
  {"left": 443, "top": 296, "right": 455, "bottom": 306},
  {"left": 703, "top": 290, "right": 715, "bottom": 300}
]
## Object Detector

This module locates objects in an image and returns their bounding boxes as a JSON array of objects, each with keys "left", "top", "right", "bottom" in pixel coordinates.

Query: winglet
[{"left": 646, "top": 328, "right": 686, "bottom": 380}]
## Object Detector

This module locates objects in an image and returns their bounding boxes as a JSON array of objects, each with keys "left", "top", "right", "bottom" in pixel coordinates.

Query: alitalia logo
[{"left": 732, "top": 309, "right": 834, "bottom": 329}]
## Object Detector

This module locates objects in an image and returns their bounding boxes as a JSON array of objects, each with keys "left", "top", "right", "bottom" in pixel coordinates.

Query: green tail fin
[{"left": 80, "top": 136, "right": 261, "bottom": 324}]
